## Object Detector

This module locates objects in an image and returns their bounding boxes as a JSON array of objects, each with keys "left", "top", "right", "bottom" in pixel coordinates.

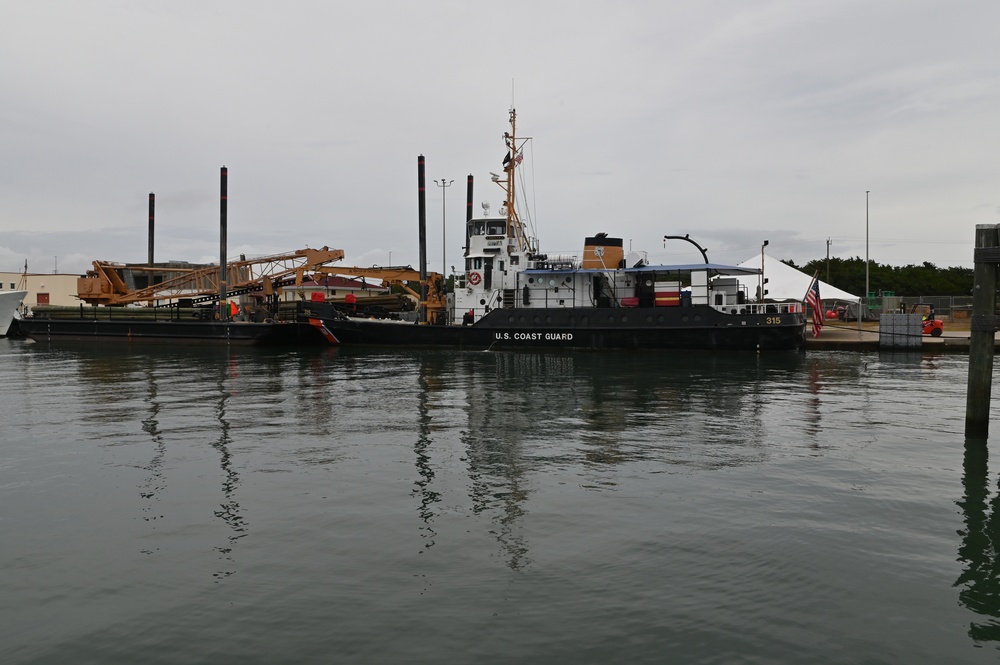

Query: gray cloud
[{"left": 1, "top": 0, "right": 997, "bottom": 278}]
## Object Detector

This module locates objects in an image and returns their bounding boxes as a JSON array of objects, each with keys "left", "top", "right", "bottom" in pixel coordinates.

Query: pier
[{"left": 805, "top": 321, "right": 984, "bottom": 352}]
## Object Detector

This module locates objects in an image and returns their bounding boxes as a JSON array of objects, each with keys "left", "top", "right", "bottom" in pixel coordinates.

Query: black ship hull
[
  {"left": 13, "top": 316, "right": 333, "bottom": 346},
  {"left": 312, "top": 304, "right": 806, "bottom": 351}
]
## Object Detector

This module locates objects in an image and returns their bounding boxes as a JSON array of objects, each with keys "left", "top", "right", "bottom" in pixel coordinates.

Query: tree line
[{"left": 782, "top": 257, "right": 973, "bottom": 297}]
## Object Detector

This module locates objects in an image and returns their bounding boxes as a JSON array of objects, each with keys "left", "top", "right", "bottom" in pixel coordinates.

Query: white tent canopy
[{"left": 733, "top": 255, "right": 861, "bottom": 302}]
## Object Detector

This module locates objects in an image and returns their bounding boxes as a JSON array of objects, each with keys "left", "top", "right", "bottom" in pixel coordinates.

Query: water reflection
[
  {"left": 413, "top": 361, "right": 440, "bottom": 552},
  {"left": 42, "top": 343, "right": 878, "bottom": 581},
  {"left": 957, "top": 438, "right": 1000, "bottom": 643},
  {"left": 460, "top": 353, "right": 541, "bottom": 570},
  {"left": 450, "top": 350, "right": 815, "bottom": 569},
  {"left": 138, "top": 362, "right": 166, "bottom": 550},
  {"left": 211, "top": 359, "right": 246, "bottom": 580},
  {"left": 54, "top": 344, "right": 267, "bottom": 578}
]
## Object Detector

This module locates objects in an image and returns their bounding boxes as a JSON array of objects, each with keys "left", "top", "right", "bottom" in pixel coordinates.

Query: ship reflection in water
[{"left": 3, "top": 341, "right": 999, "bottom": 662}]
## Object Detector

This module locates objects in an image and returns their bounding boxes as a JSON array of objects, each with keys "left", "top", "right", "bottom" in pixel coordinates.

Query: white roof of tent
[{"left": 733, "top": 255, "right": 861, "bottom": 301}]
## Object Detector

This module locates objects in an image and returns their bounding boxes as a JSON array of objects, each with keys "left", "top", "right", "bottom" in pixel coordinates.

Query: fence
[{"left": 867, "top": 295, "right": 973, "bottom": 319}]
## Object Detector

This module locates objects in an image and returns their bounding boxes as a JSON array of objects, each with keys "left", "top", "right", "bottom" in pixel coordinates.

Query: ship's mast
[{"left": 500, "top": 108, "right": 535, "bottom": 254}]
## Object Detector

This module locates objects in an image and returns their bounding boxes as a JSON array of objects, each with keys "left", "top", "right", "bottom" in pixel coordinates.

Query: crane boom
[
  {"left": 311, "top": 265, "right": 447, "bottom": 320},
  {"left": 77, "top": 246, "right": 345, "bottom": 306}
]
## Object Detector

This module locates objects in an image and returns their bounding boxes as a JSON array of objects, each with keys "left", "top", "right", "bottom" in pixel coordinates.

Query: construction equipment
[
  {"left": 77, "top": 247, "right": 345, "bottom": 306},
  {"left": 311, "top": 265, "right": 447, "bottom": 323},
  {"left": 909, "top": 303, "right": 944, "bottom": 337}
]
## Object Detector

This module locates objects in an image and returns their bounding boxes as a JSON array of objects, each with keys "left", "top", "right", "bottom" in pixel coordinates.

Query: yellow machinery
[
  {"left": 311, "top": 265, "right": 446, "bottom": 323},
  {"left": 77, "top": 247, "right": 345, "bottom": 306}
]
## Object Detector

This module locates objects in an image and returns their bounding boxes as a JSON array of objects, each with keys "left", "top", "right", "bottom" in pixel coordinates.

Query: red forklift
[{"left": 908, "top": 303, "right": 944, "bottom": 337}]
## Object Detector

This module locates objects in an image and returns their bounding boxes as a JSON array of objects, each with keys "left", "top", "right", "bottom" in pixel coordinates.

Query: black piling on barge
[
  {"left": 466, "top": 174, "right": 474, "bottom": 222},
  {"left": 418, "top": 155, "right": 427, "bottom": 324},
  {"left": 966, "top": 224, "right": 1000, "bottom": 438},
  {"left": 465, "top": 174, "right": 474, "bottom": 260},
  {"left": 147, "top": 192, "right": 155, "bottom": 267},
  {"left": 219, "top": 166, "right": 228, "bottom": 322}
]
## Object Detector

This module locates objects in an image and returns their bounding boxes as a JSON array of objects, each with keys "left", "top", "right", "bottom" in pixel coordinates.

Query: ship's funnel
[{"left": 582, "top": 235, "right": 624, "bottom": 269}]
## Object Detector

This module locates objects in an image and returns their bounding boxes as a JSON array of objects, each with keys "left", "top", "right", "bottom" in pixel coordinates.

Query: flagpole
[
  {"left": 802, "top": 270, "right": 819, "bottom": 302},
  {"left": 804, "top": 270, "right": 823, "bottom": 338}
]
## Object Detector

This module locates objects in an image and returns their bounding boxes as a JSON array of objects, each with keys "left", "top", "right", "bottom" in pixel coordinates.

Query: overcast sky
[{"left": 2, "top": 0, "right": 998, "bottom": 278}]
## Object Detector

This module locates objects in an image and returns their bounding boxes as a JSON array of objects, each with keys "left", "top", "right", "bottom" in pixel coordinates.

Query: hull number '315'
[{"left": 766, "top": 317, "right": 783, "bottom": 324}]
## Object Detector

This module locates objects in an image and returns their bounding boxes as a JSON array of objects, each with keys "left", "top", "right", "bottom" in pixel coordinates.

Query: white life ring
[{"left": 468, "top": 272, "right": 482, "bottom": 286}]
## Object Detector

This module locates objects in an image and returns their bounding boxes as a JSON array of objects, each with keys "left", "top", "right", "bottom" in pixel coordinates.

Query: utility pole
[{"left": 865, "top": 190, "right": 870, "bottom": 306}]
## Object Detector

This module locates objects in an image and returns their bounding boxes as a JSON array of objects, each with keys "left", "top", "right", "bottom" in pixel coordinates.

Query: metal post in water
[
  {"left": 148, "top": 193, "right": 155, "bottom": 267},
  {"left": 219, "top": 166, "right": 228, "bottom": 322},
  {"left": 965, "top": 224, "right": 1000, "bottom": 438},
  {"left": 418, "top": 155, "right": 427, "bottom": 324}
]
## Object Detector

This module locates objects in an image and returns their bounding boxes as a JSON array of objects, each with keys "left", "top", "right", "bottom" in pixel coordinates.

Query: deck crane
[
  {"left": 76, "top": 246, "right": 346, "bottom": 306},
  {"left": 310, "top": 265, "right": 447, "bottom": 323}
]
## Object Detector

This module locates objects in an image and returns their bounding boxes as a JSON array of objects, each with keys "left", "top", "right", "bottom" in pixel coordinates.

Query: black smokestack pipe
[
  {"left": 147, "top": 192, "right": 155, "bottom": 267},
  {"left": 219, "top": 166, "right": 228, "bottom": 322},
  {"left": 465, "top": 174, "right": 474, "bottom": 258},
  {"left": 418, "top": 155, "right": 427, "bottom": 324},
  {"left": 466, "top": 174, "right": 473, "bottom": 222}
]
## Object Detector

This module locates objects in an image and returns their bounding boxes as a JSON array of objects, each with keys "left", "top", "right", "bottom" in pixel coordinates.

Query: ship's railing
[{"left": 711, "top": 301, "right": 804, "bottom": 315}]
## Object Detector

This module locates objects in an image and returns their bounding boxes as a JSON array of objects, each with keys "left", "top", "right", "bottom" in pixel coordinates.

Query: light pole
[
  {"left": 434, "top": 178, "right": 453, "bottom": 293},
  {"left": 759, "top": 239, "right": 768, "bottom": 302},
  {"left": 826, "top": 237, "right": 831, "bottom": 283},
  {"left": 865, "top": 190, "right": 870, "bottom": 306}
]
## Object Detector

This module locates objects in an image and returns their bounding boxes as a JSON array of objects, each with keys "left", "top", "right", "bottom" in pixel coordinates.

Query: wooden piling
[{"left": 965, "top": 224, "right": 1000, "bottom": 438}]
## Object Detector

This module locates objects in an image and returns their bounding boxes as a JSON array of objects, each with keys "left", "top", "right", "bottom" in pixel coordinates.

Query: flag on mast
[{"left": 805, "top": 273, "right": 823, "bottom": 338}]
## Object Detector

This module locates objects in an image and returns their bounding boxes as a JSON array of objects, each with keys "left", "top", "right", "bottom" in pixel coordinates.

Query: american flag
[{"left": 806, "top": 277, "right": 823, "bottom": 338}]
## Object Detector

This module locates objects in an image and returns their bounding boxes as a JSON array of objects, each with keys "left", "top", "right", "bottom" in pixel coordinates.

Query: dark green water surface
[{"left": 2, "top": 339, "right": 1000, "bottom": 663}]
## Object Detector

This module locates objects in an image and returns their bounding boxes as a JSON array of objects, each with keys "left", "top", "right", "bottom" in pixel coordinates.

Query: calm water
[{"left": 2, "top": 338, "right": 1000, "bottom": 664}]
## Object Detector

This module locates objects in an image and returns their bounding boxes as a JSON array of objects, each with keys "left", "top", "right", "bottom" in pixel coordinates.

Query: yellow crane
[
  {"left": 76, "top": 246, "right": 346, "bottom": 306},
  {"left": 311, "top": 265, "right": 447, "bottom": 322}
]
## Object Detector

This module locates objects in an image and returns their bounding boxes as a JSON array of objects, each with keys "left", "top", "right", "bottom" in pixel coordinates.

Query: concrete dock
[{"left": 805, "top": 322, "right": 983, "bottom": 352}]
